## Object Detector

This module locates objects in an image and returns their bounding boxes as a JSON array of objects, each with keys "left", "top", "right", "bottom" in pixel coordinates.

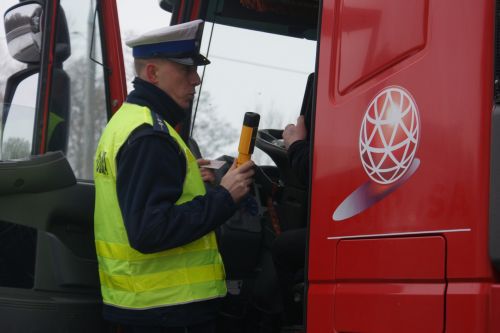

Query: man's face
[{"left": 154, "top": 60, "right": 201, "bottom": 109}]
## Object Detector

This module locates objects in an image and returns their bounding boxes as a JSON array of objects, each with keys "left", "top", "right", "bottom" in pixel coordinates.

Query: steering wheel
[
  {"left": 255, "top": 128, "right": 298, "bottom": 185},
  {"left": 255, "top": 129, "right": 287, "bottom": 163}
]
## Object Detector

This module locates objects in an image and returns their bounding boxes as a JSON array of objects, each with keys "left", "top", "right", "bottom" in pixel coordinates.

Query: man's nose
[{"left": 190, "top": 70, "right": 201, "bottom": 86}]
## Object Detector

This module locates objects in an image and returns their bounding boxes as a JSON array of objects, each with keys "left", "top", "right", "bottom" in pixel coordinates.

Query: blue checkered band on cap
[{"left": 132, "top": 39, "right": 196, "bottom": 58}]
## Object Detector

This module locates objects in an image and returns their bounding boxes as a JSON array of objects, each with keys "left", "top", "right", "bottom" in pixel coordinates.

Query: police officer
[{"left": 94, "top": 20, "right": 254, "bottom": 333}]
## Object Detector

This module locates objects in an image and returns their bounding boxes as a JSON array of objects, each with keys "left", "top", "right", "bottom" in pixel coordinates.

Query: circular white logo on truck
[{"left": 359, "top": 86, "right": 420, "bottom": 185}]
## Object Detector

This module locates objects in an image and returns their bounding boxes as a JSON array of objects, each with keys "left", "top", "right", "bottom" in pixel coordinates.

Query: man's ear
[{"left": 145, "top": 63, "right": 159, "bottom": 84}]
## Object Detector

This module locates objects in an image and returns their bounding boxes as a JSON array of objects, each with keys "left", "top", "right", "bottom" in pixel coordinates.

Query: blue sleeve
[{"left": 116, "top": 127, "right": 237, "bottom": 254}]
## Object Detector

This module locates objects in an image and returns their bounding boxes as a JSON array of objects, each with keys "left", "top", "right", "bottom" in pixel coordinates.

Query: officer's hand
[
  {"left": 197, "top": 159, "right": 216, "bottom": 184},
  {"left": 283, "top": 115, "right": 307, "bottom": 149},
  {"left": 220, "top": 160, "right": 255, "bottom": 203}
]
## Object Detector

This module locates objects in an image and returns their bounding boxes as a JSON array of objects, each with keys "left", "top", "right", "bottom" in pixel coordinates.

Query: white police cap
[{"left": 125, "top": 19, "right": 210, "bottom": 66}]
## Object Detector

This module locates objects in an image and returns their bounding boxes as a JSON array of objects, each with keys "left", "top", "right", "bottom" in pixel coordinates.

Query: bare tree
[
  {"left": 64, "top": 56, "right": 107, "bottom": 179},
  {"left": 3, "top": 137, "right": 30, "bottom": 159},
  {"left": 4, "top": 13, "right": 31, "bottom": 32},
  {"left": 191, "top": 91, "right": 239, "bottom": 159}
]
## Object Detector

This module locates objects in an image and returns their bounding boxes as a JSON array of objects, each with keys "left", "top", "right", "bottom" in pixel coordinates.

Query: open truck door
[{"left": 0, "top": 0, "right": 124, "bottom": 331}]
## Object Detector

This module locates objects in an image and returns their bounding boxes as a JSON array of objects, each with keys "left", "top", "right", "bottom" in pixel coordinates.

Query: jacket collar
[{"left": 126, "top": 77, "right": 186, "bottom": 127}]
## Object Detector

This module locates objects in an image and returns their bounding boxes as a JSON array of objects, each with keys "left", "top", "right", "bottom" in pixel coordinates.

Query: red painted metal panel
[
  {"left": 334, "top": 237, "right": 445, "bottom": 332},
  {"left": 446, "top": 231, "right": 492, "bottom": 280},
  {"left": 307, "top": 0, "right": 338, "bottom": 285},
  {"left": 39, "top": 0, "right": 58, "bottom": 153},
  {"left": 490, "top": 285, "right": 500, "bottom": 333},
  {"left": 336, "top": 236, "right": 445, "bottom": 280},
  {"left": 100, "top": 0, "right": 127, "bottom": 114},
  {"left": 338, "top": 0, "right": 427, "bottom": 94},
  {"left": 190, "top": 0, "right": 201, "bottom": 21},
  {"left": 306, "top": 284, "right": 336, "bottom": 333},
  {"left": 308, "top": 0, "right": 497, "bottom": 331},
  {"left": 446, "top": 283, "right": 490, "bottom": 333},
  {"left": 310, "top": 0, "right": 495, "bottom": 280},
  {"left": 176, "top": 1, "right": 186, "bottom": 23},
  {"left": 335, "top": 283, "right": 445, "bottom": 332}
]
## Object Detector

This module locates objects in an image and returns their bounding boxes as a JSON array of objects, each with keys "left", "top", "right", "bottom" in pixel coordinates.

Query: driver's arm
[
  {"left": 283, "top": 115, "right": 309, "bottom": 186},
  {"left": 287, "top": 140, "right": 309, "bottom": 186},
  {"left": 283, "top": 115, "right": 307, "bottom": 149}
]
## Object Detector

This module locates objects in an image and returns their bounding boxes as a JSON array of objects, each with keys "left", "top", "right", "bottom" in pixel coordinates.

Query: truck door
[
  {"left": 309, "top": 0, "right": 496, "bottom": 332},
  {"left": 0, "top": 0, "right": 123, "bottom": 331}
]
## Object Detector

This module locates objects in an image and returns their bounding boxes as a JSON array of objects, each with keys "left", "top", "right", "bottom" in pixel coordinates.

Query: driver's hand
[
  {"left": 283, "top": 116, "right": 307, "bottom": 149},
  {"left": 220, "top": 160, "right": 255, "bottom": 203}
]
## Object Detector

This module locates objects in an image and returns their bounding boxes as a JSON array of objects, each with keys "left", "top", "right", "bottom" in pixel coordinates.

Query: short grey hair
[{"left": 134, "top": 58, "right": 148, "bottom": 77}]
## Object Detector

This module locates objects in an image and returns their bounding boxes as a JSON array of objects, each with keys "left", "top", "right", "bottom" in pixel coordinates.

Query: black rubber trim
[
  {"left": 303, "top": 0, "right": 322, "bottom": 329},
  {"left": 490, "top": 104, "right": 500, "bottom": 271},
  {"left": 495, "top": 0, "right": 500, "bottom": 102}
]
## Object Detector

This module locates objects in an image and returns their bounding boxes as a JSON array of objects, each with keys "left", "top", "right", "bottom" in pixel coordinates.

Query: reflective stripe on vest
[{"left": 93, "top": 102, "right": 226, "bottom": 309}]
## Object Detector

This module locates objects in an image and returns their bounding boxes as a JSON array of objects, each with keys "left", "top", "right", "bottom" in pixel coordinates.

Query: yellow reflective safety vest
[{"left": 93, "top": 102, "right": 226, "bottom": 309}]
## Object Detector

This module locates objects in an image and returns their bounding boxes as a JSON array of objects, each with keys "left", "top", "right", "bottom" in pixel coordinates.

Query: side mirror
[
  {"left": 159, "top": 0, "right": 176, "bottom": 12},
  {"left": 4, "top": 2, "right": 43, "bottom": 64}
]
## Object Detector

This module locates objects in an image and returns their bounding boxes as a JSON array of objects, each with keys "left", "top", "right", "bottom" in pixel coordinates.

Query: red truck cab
[
  {"left": 0, "top": 0, "right": 499, "bottom": 332},
  {"left": 309, "top": 1, "right": 500, "bottom": 332}
]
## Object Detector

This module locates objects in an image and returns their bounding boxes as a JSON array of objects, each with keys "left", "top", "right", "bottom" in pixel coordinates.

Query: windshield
[{"left": 193, "top": 22, "right": 316, "bottom": 164}]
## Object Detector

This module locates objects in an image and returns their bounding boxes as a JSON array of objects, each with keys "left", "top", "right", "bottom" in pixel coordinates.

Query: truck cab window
[
  {"left": 1, "top": 73, "right": 37, "bottom": 160},
  {"left": 60, "top": 0, "right": 108, "bottom": 180},
  {"left": 192, "top": 22, "right": 316, "bottom": 164}
]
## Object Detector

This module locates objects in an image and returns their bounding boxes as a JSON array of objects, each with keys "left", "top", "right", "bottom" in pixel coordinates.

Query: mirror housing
[
  {"left": 159, "top": 0, "right": 176, "bottom": 12},
  {"left": 4, "top": 1, "right": 44, "bottom": 64}
]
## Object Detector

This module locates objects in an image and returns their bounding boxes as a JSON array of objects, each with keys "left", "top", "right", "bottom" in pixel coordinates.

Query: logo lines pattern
[{"left": 359, "top": 87, "right": 420, "bottom": 184}]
